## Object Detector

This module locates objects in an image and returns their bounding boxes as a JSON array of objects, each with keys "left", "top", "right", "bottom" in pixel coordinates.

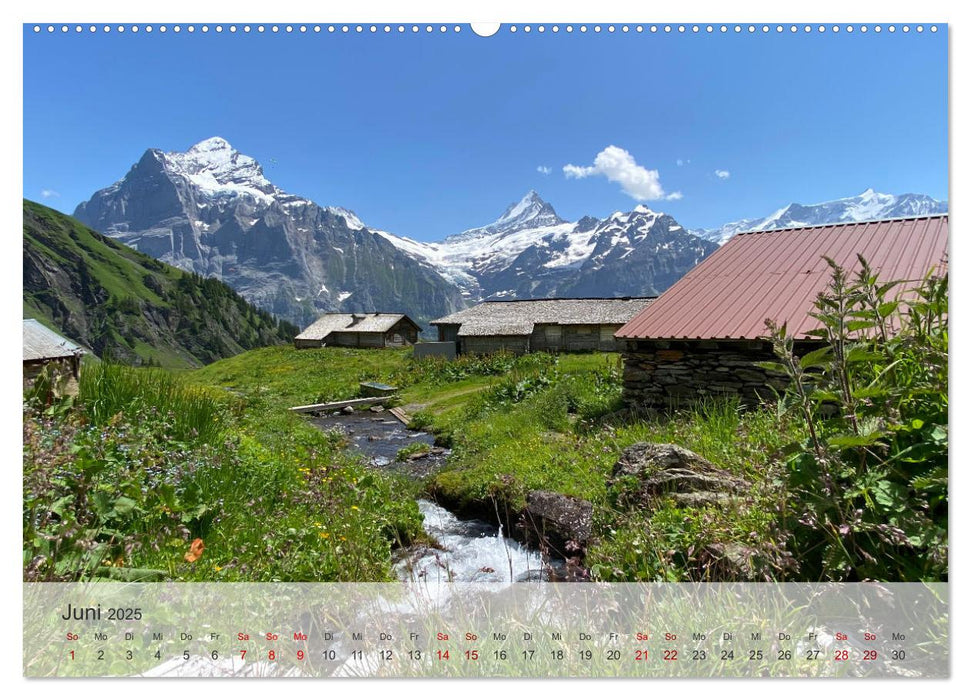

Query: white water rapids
[{"left": 396, "top": 500, "right": 550, "bottom": 583}]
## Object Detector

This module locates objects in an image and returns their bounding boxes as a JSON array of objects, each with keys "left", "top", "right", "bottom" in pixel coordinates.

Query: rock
[
  {"left": 609, "top": 443, "right": 749, "bottom": 509},
  {"left": 369, "top": 405, "right": 385, "bottom": 413},
  {"left": 341, "top": 405, "right": 355, "bottom": 415},
  {"left": 519, "top": 491, "right": 593, "bottom": 557}
]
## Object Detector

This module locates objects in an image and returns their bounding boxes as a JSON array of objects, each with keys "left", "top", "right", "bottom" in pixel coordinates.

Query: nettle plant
[{"left": 761, "top": 256, "right": 947, "bottom": 581}]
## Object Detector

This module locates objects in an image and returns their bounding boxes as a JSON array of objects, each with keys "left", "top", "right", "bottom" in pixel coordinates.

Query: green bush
[{"left": 762, "top": 258, "right": 948, "bottom": 581}]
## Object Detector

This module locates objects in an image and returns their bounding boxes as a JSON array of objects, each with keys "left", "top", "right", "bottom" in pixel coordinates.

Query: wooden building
[
  {"left": 23, "top": 319, "right": 84, "bottom": 397},
  {"left": 616, "top": 215, "right": 949, "bottom": 410},
  {"left": 430, "top": 297, "right": 654, "bottom": 355},
  {"left": 294, "top": 313, "right": 421, "bottom": 349}
]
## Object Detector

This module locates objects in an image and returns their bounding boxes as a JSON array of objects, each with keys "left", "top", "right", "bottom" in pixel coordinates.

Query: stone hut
[
  {"left": 616, "top": 215, "right": 949, "bottom": 410},
  {"left": 294, "top": 313, "right": 421, "bottom": 349},
  {"left": 431, "top": 297, "right": 655, "bottom": 355},
  {"left": 23, "top": 319, "right": 84, "bottom": 397}
]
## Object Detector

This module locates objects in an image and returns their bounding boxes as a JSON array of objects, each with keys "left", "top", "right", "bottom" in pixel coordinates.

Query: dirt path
[{"left": 401, "top": 382, "right": 493, "bottom": 415}]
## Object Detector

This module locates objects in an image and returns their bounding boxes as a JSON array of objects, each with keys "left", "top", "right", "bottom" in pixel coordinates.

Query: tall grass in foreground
[{"left": 79, "top": 362, "right": 224, "bottom": 444}]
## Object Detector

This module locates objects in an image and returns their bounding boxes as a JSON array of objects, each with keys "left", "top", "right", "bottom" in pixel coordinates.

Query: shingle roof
[
  {"left": 432, "top": 297, "right": 655, "bottom": 337},
  {"left": 617, "top": 215, "right": 948, "bottom": 341},
  {"left": 295, "top": 313, "right": 420, "bottom": 341},
  {"left": 23, "top": 319, "right": 83, "bottom": 361}
]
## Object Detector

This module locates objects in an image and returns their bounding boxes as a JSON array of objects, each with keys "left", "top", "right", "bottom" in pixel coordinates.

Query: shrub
[{"left": 762, "top": 258, "right": 947, "bottom": 581}]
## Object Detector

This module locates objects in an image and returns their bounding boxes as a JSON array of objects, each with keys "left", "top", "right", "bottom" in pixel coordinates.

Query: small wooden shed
[
  {"left": 23, "top": 319, "right": 84, "bottom": 397},
  {"left": 294, "top": 313, "right": 421, "bottom": 349}
]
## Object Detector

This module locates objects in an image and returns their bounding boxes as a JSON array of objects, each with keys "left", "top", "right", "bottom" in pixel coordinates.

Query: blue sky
[{"left": 23, "top": 24, "right": 947, "bottom": 240}]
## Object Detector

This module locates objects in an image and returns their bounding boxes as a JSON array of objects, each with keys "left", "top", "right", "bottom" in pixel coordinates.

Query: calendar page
[{"left": 20, "top": 7, "right": 949, "bottom": 683}]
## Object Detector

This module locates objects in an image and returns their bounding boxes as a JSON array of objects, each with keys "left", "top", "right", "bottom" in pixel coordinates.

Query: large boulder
[
  {"left": 609, "top": 443, "right": 750, "bottom": 509},
  {"left": 519, "top": 490, "right": 593, "bottom": 557}
]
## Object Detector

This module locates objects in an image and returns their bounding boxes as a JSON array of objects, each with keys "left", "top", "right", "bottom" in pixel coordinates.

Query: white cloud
[
  {"left": 536, "top": 165, "right": 552, "bottom": 175},
  {"left": 563, "top": 145, "right": 680, "bottom": 201},
  {"left": 714, "top": 169, "right": 731, "bottom": 180},
  {"left": 40, "top": 189, "right": 60, "bottom": 199},
  {"left": 676, "top": 158, "right": 690, "bottom": 167}
]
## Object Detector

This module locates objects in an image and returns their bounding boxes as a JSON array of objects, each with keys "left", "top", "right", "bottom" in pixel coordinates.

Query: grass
[
  {"left": 191, "top": 346, "right": 809, "bottom": 581},
  {"left": 24, "top": 359, "right": 425, "bottom": 583},
  {"left": 26, "top": 345, "right": 813, "bottom": 583},
  {"left": 190, "top": 345, "right": 411, "bottom": 410},
  {"left": 79, "top": 362, "right": 225, "bottom": 443}
]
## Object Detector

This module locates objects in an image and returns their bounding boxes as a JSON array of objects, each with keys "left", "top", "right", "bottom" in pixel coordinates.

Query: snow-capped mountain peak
[
  {"left": 496, "top": 189, "right": 545, "bottom": 224},
  {"left": 694, "top": 189, "right": 948, "bottom": 244},
  {"left": 158, "top": 136, "right": 275, "bottom": 201},
  {"left": 446, "top": 190, "right": 567, "bottom": 243},
  {"left": 371, "top": 192, "right": 712, "bottom": 301},
  {"left": 72, "top": 138, "right": 467, "bottom": 328},
  {"left": 324, "top": 206, "right": 366, "bottom": 230}
]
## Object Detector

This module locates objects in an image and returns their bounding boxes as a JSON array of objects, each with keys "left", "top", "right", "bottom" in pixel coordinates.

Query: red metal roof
[{"left": 617, "top": 215, "right": 948, "bottom": 341}]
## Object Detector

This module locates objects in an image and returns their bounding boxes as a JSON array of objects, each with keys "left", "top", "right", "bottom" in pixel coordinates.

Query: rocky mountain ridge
[
  {"left": 74, "top": 137, "right": 466, "bottom": 328},
  {"left": 73, "top": 138, "right": 947, "bottom": 326}
]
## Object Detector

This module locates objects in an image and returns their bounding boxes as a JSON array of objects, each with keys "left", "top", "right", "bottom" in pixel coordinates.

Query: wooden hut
[
  {"left": 430, "top": 297, "right": 654, "bottom": 355},
  {"left": 23, "top": 319, "right": 84, "bottom": 396},
  {"left": 294, "top": 313, "right": 421, "bottom": 349}
]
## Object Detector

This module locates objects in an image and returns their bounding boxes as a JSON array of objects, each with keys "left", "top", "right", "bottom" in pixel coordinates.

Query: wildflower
[
  {"left": 351, "top": 505, "right": 359, "bottom": 511},
  {"left": 320, "top": 532, "right": 330, "bottom": 539},
  {"left": 184, "top": 538, "right": 205, "bottom": 563}
]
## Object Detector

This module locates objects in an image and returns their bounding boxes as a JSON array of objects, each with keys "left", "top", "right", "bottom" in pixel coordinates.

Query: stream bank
[{"left": 310, "top": 409, "right": 568, "bottom": 582}]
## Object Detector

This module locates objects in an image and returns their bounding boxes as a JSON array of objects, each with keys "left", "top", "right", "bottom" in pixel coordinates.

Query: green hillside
[{"left": 23, "top": 199, "right": 297, "bottom": 368}]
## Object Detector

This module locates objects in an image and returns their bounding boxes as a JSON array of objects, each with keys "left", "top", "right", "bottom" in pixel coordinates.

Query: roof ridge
[
  {"left": 739, "top": 213, "right": 949, "bottom": 236},
  {"left": 310, "top": 311, "right": 407, "bottom": 316},
  {"left": 482, "top": 296, "right": 658, "bottom": 303}
]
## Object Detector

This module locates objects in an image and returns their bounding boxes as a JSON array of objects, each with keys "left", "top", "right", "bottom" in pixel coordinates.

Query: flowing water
[
  {"left": 396, "top": 499, "right": 552, "bottom": 583},
  {"left": 311, "top": 410, "right": 561, "bottom": 583}
]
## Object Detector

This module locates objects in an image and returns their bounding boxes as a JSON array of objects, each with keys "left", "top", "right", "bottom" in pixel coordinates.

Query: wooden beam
[
  {"left": 388, "top": 407, "right": 411, "bottom": 425},
  {"left": 289, "top": 396, "right": 395, "bottom": 414}
]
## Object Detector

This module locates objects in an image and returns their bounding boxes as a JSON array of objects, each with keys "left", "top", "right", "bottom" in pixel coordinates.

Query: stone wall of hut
[{"left": 621, "top": 339, "right": 800, "bottom": 410}]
